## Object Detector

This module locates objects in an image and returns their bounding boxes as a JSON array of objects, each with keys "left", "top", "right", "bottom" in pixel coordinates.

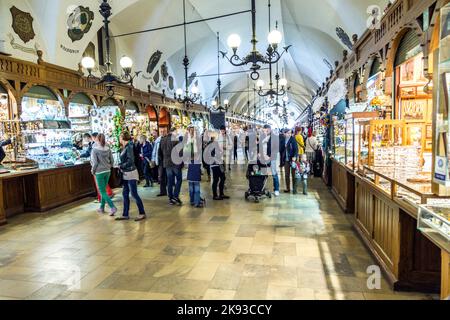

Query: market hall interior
[{"left": 0, "top": 0, "right": 449, "bottom": 301}]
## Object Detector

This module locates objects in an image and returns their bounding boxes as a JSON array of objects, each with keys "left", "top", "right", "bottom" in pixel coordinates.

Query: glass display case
[
  {"left": 19, "top": 94, "right": 80, "bottom": 169},
  {"left": 68, "top": 103, "right": 91, "bottom": 133},
  {"left": 356, "top": 117, "right": 442, "bottom": 206},
  {"left": 344, "top": 112, "right": 379, "bottom": 171},
  {"left": 331, "top": 116, "right": 346, "bottom": 163},
  {"left": 20, "top": 120, "right": 78, "bottom": 168},
  {"left": 418, "top": 205, "right": 450, "bottom": 250}
]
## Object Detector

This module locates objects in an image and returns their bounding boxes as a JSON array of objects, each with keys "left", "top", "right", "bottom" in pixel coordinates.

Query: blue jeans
[
  {"left": 166, "top": 166, "right": 182, "bottom": 199},
  {"left": 189, "top": 181, "right": 201, "bottom": 206},
  {"left": 122, "top": 180, "right": 146, "bottom": 217},
  {"left": 271, "top": 160, "right": 280, "bottom": 192}
]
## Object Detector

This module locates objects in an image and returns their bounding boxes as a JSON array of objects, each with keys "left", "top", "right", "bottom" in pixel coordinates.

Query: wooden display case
[{"left": 0, "top": 163, "right": 96, "bottom": 225}]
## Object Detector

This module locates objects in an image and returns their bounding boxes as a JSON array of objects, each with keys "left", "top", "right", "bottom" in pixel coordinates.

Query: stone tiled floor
[{"left": 0, "top": 166, "right": 436, "bottom": 300}]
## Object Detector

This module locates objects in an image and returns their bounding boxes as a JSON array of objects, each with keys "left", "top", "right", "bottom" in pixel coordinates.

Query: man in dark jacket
[
  {"left": 79, "top": 133, "right": 95, "bottom": 158},
  {"left": 0, "top": 138, "right": 12, "bottom": 164},
  {"left": 281, "top": 129, "right": 298, "bottom": 194},
  {"left": 139, "top": 135, "right": 153, "bottom": 188},
  {"left": 160, "top": 127, "right": 183, "bottom": 206}
]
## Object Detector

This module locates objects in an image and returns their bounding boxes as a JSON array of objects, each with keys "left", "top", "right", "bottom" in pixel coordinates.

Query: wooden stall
[
  {"left": 354, "top": 173, "right": 443, "bottom": 292},
  {"left": 0, "top": 163, "right": 95, "bottom": 225}
]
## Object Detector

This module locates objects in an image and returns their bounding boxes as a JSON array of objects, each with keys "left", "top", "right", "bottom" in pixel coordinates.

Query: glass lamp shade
[
  {"left": 227, "top": 34, "right": 241, "bottom": 49},
  {"left": 211, "top": 100, "right": 217, "bottom": 107},
  {"left": 268, "top": 30, "right": 282, "bottom": 45},
  {"left": 191, "top": 86, "right": 199, "bottom": 95},
  {"left": 176, "top": 88, "right": 184, "bottom": 96},
  {"left": 224, "top": 99, "right": 229, "bottom": 105},
  {"left": 81, "top": 56, "right": 95, "bottom": 70},
  {"left": 283, "top": 96, "right": 289, "bottom": 103},
  {"left": 119, "top": 56, "right": 133, "bottom": 69},
  {"left": 256, "top": 80, "right": 265, "bottom": 88},
  {"left": 279, "top": 78, "right": 288, "bottom": 87}
]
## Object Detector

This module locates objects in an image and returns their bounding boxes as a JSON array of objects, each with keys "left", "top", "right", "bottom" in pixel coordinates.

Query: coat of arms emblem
[
  {"left": 10, "top": 6, "right": 36, "bottom": 44},
  {"left": 67, "top": 6, "right": 94, "bottom": 42}
]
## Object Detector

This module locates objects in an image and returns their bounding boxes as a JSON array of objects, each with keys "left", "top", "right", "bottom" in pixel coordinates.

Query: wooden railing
[
  {"left": 0, "top": 54, "right": 207, "bottom": 114},
  {"left": 375, "top": 0, "right": 405, "bottom": 44}
]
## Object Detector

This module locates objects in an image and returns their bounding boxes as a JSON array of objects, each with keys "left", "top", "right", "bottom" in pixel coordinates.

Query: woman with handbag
[{"left": 116, "top": 132, "right": 147, "bottom": 222}]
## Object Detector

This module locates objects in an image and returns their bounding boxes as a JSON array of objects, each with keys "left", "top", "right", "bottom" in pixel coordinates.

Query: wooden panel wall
[
  {"left": 355, "top": 176, "right": 442, "bottom": 292},
  {"left": 355, "top": 178, "right": 400, "bottom": 281},
  {"left": 331, "top": 161, "right": 350, "bottom": 212},
  {"left": 372, "top": 197, "right": 400, "bottom": 275}
]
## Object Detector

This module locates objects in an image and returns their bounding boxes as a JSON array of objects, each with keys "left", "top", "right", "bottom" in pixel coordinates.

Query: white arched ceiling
[{"left": 1, "top": 0, "right": 387, "bottom": 115}]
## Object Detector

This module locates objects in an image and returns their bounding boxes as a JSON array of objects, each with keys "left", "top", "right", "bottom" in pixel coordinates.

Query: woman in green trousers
[{"left": 91, "top": 133, "right": 117, "bottom": 216}]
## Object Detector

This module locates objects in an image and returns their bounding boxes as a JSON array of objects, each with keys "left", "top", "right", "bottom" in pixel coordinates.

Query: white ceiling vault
[{"left": 1, "top": 0, "right": 387, "bottom": 118}]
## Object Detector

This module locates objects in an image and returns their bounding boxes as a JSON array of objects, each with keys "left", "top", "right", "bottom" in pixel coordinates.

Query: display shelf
[
  {"left": 362, "top": 165, "right": 450, "bottom": 207},
  {"left": 331, "top": 117, "right": 346, "bottom": 163},
  {"left": 344, "top": 112, "right": 379, "bottom": 171},
  {"left": 418, "top": 205, "right": 450, "bottom": 252}
]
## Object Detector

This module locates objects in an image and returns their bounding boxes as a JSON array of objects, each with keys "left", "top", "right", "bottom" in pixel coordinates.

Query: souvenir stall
[
  {"left": 158, "top": 107, "right": 170, "bottom": 136},
  {"left": 124, "top": 101, "right": 151, "bottom": 138},
  {"left": 91, "top": 98, "right": 120, "bottom": 149},
  {"left": 0, "top": 85, "right": 94, "bottom": 225},
  {"left": 170, "top": 109, "right": 182, "bottom": 129},
  {"left": 20, "top": 85, "right": 77, "bottom": 168},
  {"left": 182, "top": 110, "right": 191, "bottom": 127},
  {"left": 146, "top": 105, "right": 158, "bottom": 136},
  {"left": 190, "top": 112, "right": 204, "bottom": 133},
  {"left": 351, "top": 26, "right": 446, "bottom": 296},
  {"left": 68, "top": 93, "right": 94, "bottom": 134}
]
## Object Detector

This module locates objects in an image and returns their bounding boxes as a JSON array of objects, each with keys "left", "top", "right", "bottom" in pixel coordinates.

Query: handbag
[{"left": 149, "top": 160, "right": 157, "bottom": 169}]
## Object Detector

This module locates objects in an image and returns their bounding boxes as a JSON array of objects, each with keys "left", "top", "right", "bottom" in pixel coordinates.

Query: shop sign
[{"left": 434, "top": 156, "right": 448, "bottom": 184}]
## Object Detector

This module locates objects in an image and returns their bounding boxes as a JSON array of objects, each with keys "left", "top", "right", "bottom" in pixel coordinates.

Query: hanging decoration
[
  {"left": 10, "top": 6, "right": 36, "bottom": 44},
  {"left": 327, "top": 78, "right": 347, "bottom": 109},
  {"left": 67, "top": 6, "right": 94, "bottom": 42},
  {"left": 312, "top": 96, "right": 325, "bottom": 113},
  {"left": 112, "top": 110, "right": 125, "bottom": 153}
]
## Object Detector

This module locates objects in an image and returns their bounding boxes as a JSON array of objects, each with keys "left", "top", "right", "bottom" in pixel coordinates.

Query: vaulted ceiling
[{"left": 1, "top": 0, "right": 387, "bottom": 122}]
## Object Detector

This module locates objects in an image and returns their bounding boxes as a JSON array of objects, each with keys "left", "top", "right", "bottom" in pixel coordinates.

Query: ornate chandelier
[
  {"left": 221, "top": 0, "right": 291, "bottom": 81},
  {"left": 81, "top": 0, "right": 140, "bottom": 97},
  {"left": 174, "top": 0, "right": 200, "bottom": 108}
]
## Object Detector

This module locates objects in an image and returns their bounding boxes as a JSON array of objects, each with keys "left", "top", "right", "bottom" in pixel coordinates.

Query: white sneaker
[{"left": 274, "top": 191, "right": 280, "bottom": 197}]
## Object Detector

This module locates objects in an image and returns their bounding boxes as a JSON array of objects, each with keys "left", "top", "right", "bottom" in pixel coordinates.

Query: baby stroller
[{"left": 245, "top": 162, "right": 272, "bottom": 203}]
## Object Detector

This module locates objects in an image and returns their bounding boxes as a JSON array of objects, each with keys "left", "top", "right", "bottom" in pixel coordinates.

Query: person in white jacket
[{"left": 305, "top": 131, "right": 319, "bottom": 170}]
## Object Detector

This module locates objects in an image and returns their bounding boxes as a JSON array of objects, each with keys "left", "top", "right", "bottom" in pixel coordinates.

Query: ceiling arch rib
[{"left": 19, "top": 0, "right": 387, "bottom": 118}]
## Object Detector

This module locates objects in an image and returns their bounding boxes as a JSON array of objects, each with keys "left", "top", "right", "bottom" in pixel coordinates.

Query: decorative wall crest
[
  {"left": 147, "top": 50, "right": 162, "bottom": 74},
  {"left": 336, "top": 27, "right": 353, "bottom": 51},
  {"left": 10, "top": 6, "right": 36, "bottom": 43},
  {"left": 67, "top": 6, "right": 95, "bottom": 42}
]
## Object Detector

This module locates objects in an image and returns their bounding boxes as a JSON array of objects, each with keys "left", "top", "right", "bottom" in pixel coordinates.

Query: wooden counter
[
  {"left": 353, "top": 174, "right": 441, "bottom": 293},
  {"left": 331, "top": 159, "right": 355, "bottom": 214},
  {"left": 0, "top": 163, "right": 96, "bottom": 225}
]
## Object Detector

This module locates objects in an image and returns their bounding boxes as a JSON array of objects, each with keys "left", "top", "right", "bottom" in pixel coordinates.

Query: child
[
  {"left": 293, "top": 154, "right": 311, "bottom": 195},
  {"left": 185, "top": 125, "right": 204, "bottom": 208}
]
